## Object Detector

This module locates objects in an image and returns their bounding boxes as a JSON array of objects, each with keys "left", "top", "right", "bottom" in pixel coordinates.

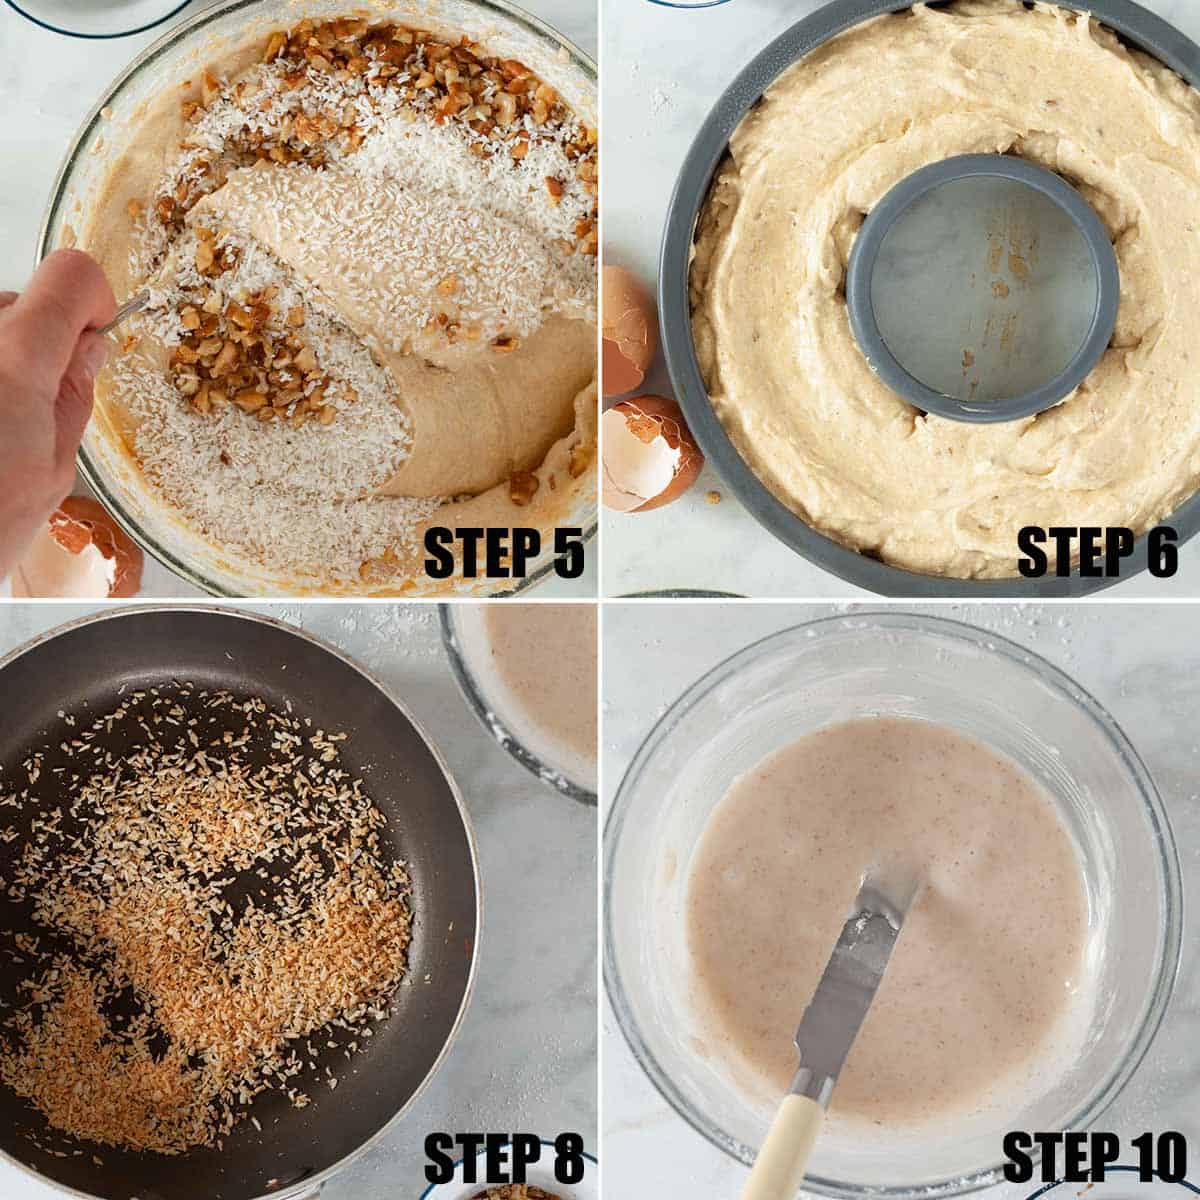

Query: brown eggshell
[
  {"left": 12, "top": 496, "right": 143, "bottom": 598},
  {"left": 602, "top": 265, "right": 659, "bottom": 398},
  {"left": 602, "top": 336, "right": 645, "bottom": 397},
  {"left": 602, "top": 394, "right": 705, "bottom": 513}
]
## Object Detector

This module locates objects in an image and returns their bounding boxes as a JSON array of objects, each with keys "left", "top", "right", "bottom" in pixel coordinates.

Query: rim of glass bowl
[
  {"left": 439, "top": 605, "right": 597, "bottom": 806},
  {"left": 602, "top": 610, "right": 1183, "bottom": 1200},
  {"left": 38, "top": 0, "right": 596, "bottom": 598},
  {"left": 3, "top": 0, "right": 193, "bottom": 40}
]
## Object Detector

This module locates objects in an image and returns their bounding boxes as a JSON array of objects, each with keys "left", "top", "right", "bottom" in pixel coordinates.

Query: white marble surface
[
  {"left": 599, "top": 0, "right": 1200, "bottom": 599},
  {"left": 602, "top": 600, "right": 1200, "bottom": 1198},
  {"left": 0, "top": 601, "right": 597, "bottom": 1200},
  {"left": 0, "top": 0, "right": 597, "bottom": 599}
]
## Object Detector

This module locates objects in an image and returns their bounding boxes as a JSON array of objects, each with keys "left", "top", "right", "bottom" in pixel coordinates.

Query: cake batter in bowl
[
  {"left": 40, "top": 0, "right": 597, "bottom": 597},
  {"left": 603, "top": 613, "right": 1181, "bottom": 1196}
]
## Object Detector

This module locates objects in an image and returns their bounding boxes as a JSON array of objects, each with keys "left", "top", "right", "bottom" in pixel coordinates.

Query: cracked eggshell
[
  {"left": 602, "top": 265, "right": 658, "bottom": 397},
  {"left": 12, "top": 496, "right": 143, "bottom": 598},
  {"left": 602, "top": 395, "right": 705, "bottom": 513}
]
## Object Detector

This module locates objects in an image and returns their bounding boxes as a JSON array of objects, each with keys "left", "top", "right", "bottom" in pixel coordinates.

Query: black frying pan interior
[{"left": 0, "top": 607, "right": 478, "bottom": 1200}]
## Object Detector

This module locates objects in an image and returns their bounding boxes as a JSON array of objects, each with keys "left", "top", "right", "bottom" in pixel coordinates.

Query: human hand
[{"left": 0, "top": 249, "right": 116, "bottom": 581}]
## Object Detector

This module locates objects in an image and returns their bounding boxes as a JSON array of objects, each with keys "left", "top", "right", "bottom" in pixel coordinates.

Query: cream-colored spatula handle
[{"left": 739, "top": 1093, "right": 825, "bottom": 1200}]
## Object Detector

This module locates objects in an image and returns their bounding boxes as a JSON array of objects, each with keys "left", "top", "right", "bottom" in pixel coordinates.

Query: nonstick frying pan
[{"left": 0, "top": 606, "right": 481, "bottom": 1200}]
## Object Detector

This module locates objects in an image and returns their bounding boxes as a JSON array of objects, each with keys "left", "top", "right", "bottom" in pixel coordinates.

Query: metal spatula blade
[
  {"left": 792, "top": 879, "right": 916, "bottom": 1096},
  {"left": 739, "top": 875, "right": 919, "bottom": 1200}
]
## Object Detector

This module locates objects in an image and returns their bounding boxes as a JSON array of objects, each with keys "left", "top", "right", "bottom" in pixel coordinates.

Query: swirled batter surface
[
  {"left": 692, "top": 1, "right": 1200, "bottom": 578},
  {"left": 84, "top": 17, "right": 597, "bottom": 591},
  {"left": 685, "top": 717, "right": 1089, "bottom": 1125}
]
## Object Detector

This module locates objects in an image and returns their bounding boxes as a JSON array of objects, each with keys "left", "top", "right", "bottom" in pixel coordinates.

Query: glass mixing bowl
[
  {"left": 38, "top": 0, "right": 596, "bottom": 597},
  {"left": 441, "top": 604, "right": 597, "bottom": 804},
  {"left": 3, "top": 0, "right": 191, "bottom": 39},
  {"left": 604, "top": 612, "right": 1182, "bottom": 1198}
]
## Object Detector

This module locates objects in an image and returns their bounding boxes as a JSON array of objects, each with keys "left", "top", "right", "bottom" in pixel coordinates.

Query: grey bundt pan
[{"left": 659, "top": 0, "right": 1200, "bottom": 597}]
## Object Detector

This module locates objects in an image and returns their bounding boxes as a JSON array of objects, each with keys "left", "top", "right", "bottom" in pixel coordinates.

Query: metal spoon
[{"left": 95, "top": 289, "right": 149, "bottom": 337}]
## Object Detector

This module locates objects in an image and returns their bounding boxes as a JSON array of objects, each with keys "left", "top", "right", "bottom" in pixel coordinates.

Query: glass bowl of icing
[
  {"left": 604, "top": 611, "right": 1181, "bottom": 1198},
  {"left": 441, "top": 603, "right": 597, "bottom": 803},
  {"left": 3, "top": 0, "right": 190, "bottom": 39}
]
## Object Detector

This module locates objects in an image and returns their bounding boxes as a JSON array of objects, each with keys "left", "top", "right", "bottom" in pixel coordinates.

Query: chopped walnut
[
  {"left": 200, "top": 70, "right": 221, "bottom": 105},
  {"left": 148, "top": 17, "right": 599, "bottom": 423},
  {"left": 568, "top": 443, "right": 592, "bottom": 478},
  {"left": 212, "top": 341, "right": 239, "bottom": 376},
  {"left": 143, "top": 18, "right": 598, "bottom": 257},
  {"left": 234, "top": 388, "right": 266, "bottom": 413},
  {"left": 495, "top": 92, "right": 518, "bottom": 125},
  {"left": 509, "top": 471, "right": 539, "bottom": 506},
  {"left": 169, "top": 285, "right": 339, "bottom": 428}
]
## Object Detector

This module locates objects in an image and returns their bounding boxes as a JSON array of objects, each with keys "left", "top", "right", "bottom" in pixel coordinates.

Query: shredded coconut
[
  {"left": 101, "top": 16, "right": 596, "bottom": 589},
  {"left": 0, "top": 687, "right": 412, "bottom": 1154}
]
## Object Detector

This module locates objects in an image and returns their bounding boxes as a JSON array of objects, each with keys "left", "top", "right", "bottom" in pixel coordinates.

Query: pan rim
[{"left": 0, "top": 602, "right": 483, "bottom": 1200}]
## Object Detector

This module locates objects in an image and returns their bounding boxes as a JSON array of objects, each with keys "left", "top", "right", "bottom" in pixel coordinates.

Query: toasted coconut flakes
[{"left": 0, "top": 686, "right": 411, "bottom": 1155}]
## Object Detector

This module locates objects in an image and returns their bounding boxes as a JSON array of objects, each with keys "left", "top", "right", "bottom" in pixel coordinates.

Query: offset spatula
[{"left": 739, "top": 876, "right": 919, "bottom": 1200}]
